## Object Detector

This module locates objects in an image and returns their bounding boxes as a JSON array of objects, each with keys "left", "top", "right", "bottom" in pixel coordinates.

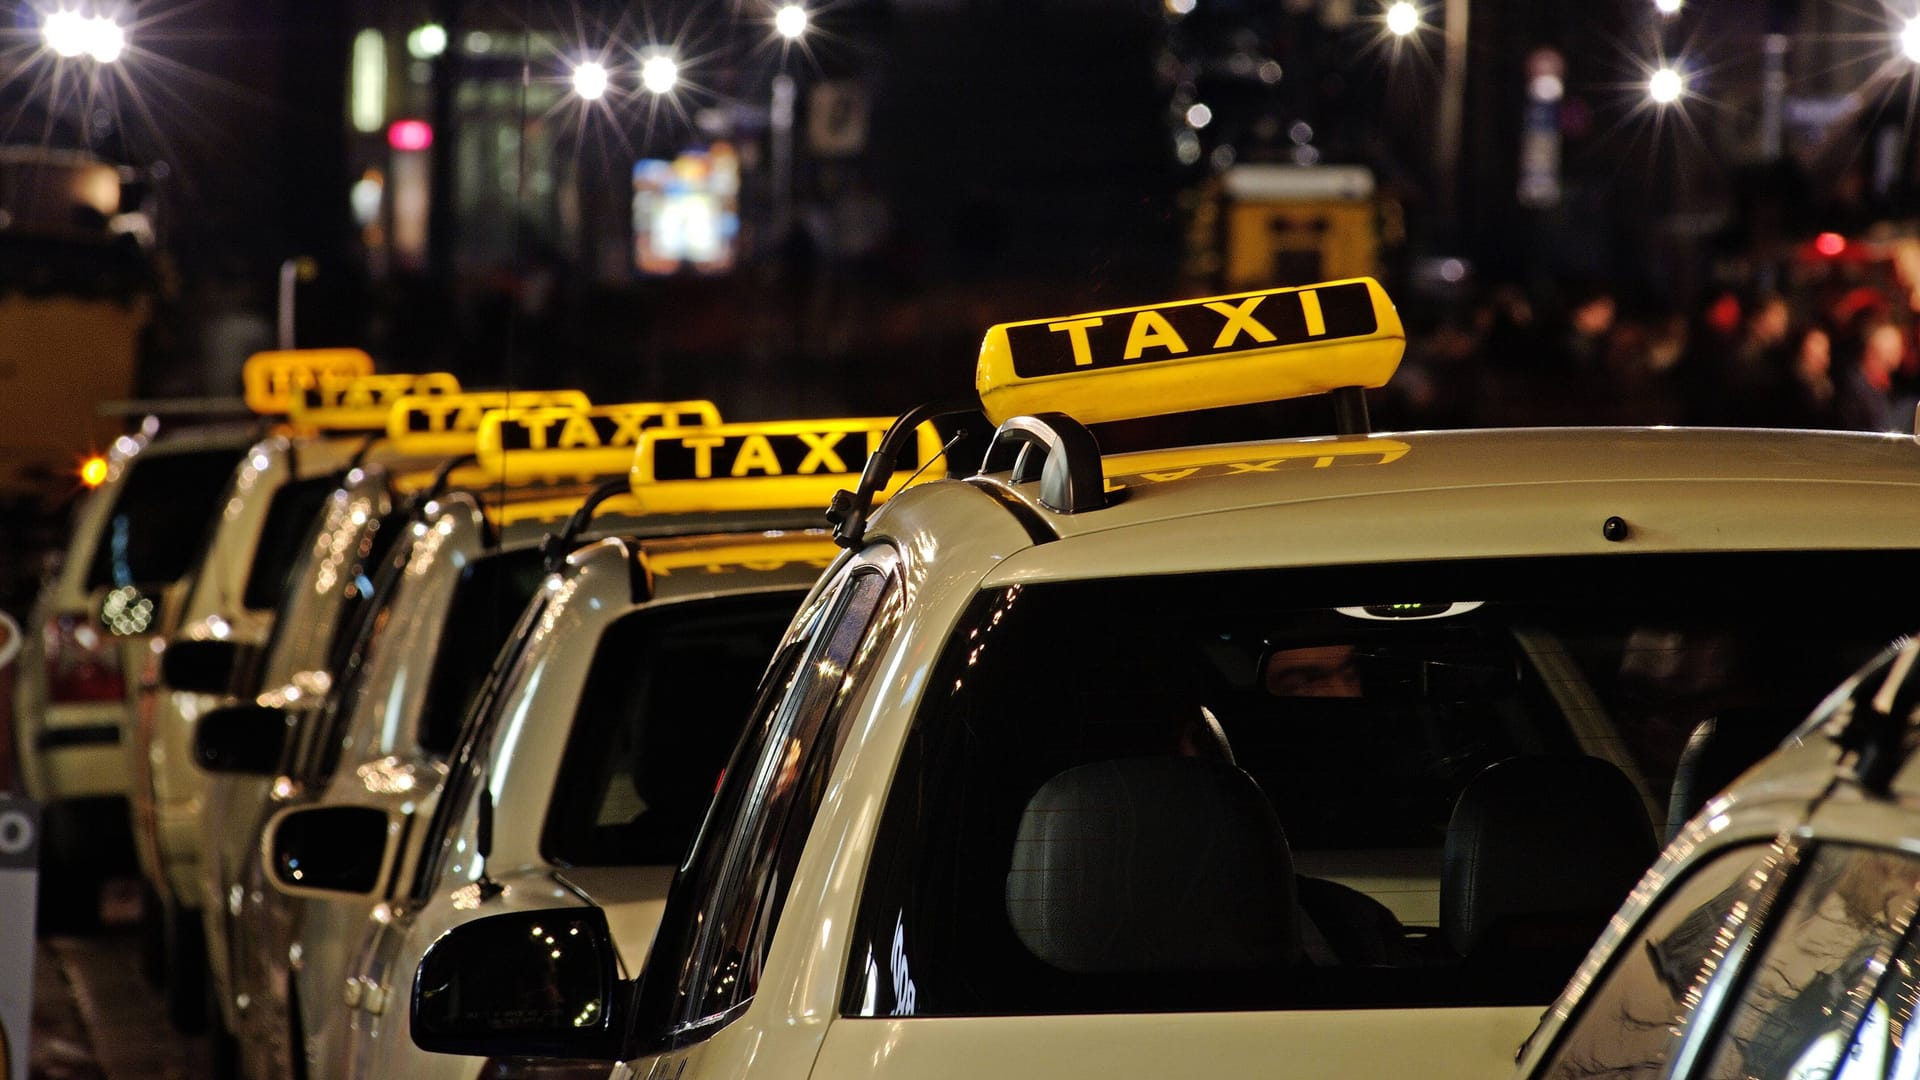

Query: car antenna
[
  {"left": 541, "top": 476, "right": 631, "bottom": 573},
  {"left": 474, "top": 780, "right": 505, "bottom": 900},
  {"left": 828, "top": 398, "right": 975, "bottom": 549}
]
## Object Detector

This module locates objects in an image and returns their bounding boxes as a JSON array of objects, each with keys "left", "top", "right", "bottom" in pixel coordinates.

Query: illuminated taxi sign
[
  {"left": 241, "top": 348, "right": 376, "bottom": 415},
  {"left": 475, "top": 400, "right": 721, "bottom": 482},
  {"left": 386, "top": 389, "right": 592, "bottom": 456},
  {"left": 975, "top": 277, "right": 1404, "bottom": 425},
  {"left": 632, "top": 418, "right": 945, "bottom": 513},
  {"left": 289, "top": 371, "right": 462, "bottom": 432}
]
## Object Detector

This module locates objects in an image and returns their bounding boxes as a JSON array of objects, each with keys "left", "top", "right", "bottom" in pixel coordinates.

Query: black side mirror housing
[
  {"left": 192, "top": 704, "right": 291, "bottom": 775},
  {"left": 262, "top": 804, "right": 399, "bottom": 899},
  {"left": 161, "top": 639, "right": 250, "bottom": 696},
  {"left": 412, "top": 907, "right": 628, "bottom": 1060}
]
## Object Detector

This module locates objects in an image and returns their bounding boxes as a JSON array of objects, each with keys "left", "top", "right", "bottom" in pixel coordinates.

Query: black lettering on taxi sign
[
  {"left": 648, "top": 429, "right": 907, "bottom": 481},
  {"left": 299, "top": 373, "right": 459, "bottom": 413},
  {"left": 494, "top": 405, "right": 713, "bottom": 452},
  {"left": 1004, "top": 282, "right": 1378, "bottom": 378}
]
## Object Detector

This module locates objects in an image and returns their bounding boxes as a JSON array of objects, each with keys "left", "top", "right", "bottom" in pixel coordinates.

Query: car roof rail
[{"left": 977, "top": 412, "right": 1106, "bottom": 514}]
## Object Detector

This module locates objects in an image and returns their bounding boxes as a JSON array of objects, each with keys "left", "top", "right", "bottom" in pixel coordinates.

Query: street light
[
  {"left": 42, "top": 10, "right": 127, "bottom": 63},
  {"left": 1385, "top": 1, "right": 1419, "bottom": 37},
  {"left": 1653, "top": 0, "right": 1681, "bottom": 15},
  {"left": 641, "top": 53, "right": 679, "bottom": 95},
  {"left": 571, "top": 61, "right": 609, "bottom": 101},
  {"left": 775, "top": 3, "right": 808, "bottom": 41},
  {"left": 1648, "top": 65, "right": 1684, "bottom": 105},
  {"left": 1902, "top": 16, "right": 1920, "bottom": 63}
]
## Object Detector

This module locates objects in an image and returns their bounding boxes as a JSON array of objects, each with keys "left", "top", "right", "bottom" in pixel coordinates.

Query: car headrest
[
  {"left": 1666, "top": 709, "right": 1797, "bottom": 839},
  {"left": 1443, "top": 755, "right": 1656, "bottom": 959},
  {"left": 1005, "top": 755, "right": 1297, "bottom": 974}
]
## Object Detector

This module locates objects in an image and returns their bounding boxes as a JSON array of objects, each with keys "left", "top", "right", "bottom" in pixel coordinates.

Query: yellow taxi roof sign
[
  {"left": 975, "top": 277, "right": 1404, "bottom": 426},
  {"left": 476, "top": 400, "right": 722, "bottom": 483},
  {"left": 289, "top": 371, "right": 462, "bottom": 433},
  {"left": 631, "top": 417, "right": 945, "bottom": 514},
  {"left": 242, "top": 348, "right": 376, "bottom": 415},
  {"left": 386, "top": 389, "right": 592, "bottom": 457}
]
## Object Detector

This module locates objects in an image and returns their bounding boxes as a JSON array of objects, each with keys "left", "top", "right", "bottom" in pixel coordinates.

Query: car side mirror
[
  {"left": 161, "top": 639, "right": 249, "bottom": 695},
  {"left": 412, "top": 907, "right": 628, "bottom": 1060},
  {"left": 193, "top": 704, "right": 291, "bottom": 775},
  {"left": 262, "top": 804, "right": 400, "bottom": 900}
]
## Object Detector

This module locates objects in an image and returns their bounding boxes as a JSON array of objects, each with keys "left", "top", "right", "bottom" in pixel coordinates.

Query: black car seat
[
  {"left": 1005, "top": 755, "right": 1299, "bottom": 973},
  {"left": 1443, "top": 755, "right": 1656, "bottom": 985},
  {"left": 1666, "top": 708, "right": 1799, "bottom": 839}
]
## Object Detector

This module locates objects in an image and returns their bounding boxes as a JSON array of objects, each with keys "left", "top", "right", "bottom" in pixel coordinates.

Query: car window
[
  {"left": 84, "top": 446, "right": 246, "bottom": 589},
  {"left": 1536, "top": 841, "right": 1794, "bottom": 1080},
  {"left": 241, "top": 475, "right": 339, "bottom": 611},
  {"left": 541, "top": 594, "right": 804, "bottom": 868},
  {"left": 636, "top": 561, "right": 899, "bottom": 1043},
  {"left": 416, "top": 548, "right": 549, "bottom": 756},
  {"left": 844, "top": 551, "right": 1920, "bottom": 1018},
  {"left": 1695, "top": 846, "right": 1920, "bottom": 1080}
]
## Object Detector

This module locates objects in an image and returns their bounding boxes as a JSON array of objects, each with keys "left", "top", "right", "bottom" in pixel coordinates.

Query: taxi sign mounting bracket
[
  {"left": 828, "top": 399, "right": 975, "bottom": 549},
  {"left": 1330, "top": 386, "right": 1371, "bottom": 435},
  {"left": 978, "top": 413, "right": 1106, "bottom": 514}
]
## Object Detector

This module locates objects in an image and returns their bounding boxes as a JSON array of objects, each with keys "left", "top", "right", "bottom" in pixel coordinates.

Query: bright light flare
[
  {"left": 1902, "top": 17, "right": 1920, "bottom": 63},
  {"left": 640, "top": 54, "right": 679, "bottom": 95},
  {"left": 1653, "top": 0, "right": 1681, "bottom": 15},
  {"left": 775, "top": 4, "right": 808, "bottom": 40},
  {"left": 79, "top": 455, "right": 108, "bottom": 488},
  {"left": 42, "top": 10, "right": 126, "bottom": 63},
  {"left": 571, "top": 61, "right": 609, "bottom": 101},
  {"left": 1648, "top": 66, "right": 1684, "bottom": 105},
  {"left": 1385, "top": 1, "right": 1420, "bottom": 37}
]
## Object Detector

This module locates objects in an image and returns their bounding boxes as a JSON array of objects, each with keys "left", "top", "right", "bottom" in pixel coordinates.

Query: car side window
[
  {"left": 1538, "top": 840, "right": 1795, "bottom": 1080},
  {"left": 667, "top": 560, "right": 897, "bottom": 1034}
]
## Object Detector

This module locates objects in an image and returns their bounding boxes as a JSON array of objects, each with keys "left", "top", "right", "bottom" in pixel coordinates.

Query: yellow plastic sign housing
[
  {"left": 289, "top": 372, "right": 462, "bottom": 432},
  {"left": 975, "top": 277, "right": 1404, "bottom": 426},
  {"left": 242, "top": 348, "right": 376, "bottom": 415},
  {"left": 631, "top": 417, "right": 946, "bottom": 514},
  {"left": 386, "top": 389, "right": 592, "bottom": 457},
  {"left": 476, "top": 400, "right": 722, "bottom": 483}
]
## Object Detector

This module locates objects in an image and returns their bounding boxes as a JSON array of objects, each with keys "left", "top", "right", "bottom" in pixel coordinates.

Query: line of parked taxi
[{"left": 17, "top": 276, "right": 1920, "bottom": 1080}]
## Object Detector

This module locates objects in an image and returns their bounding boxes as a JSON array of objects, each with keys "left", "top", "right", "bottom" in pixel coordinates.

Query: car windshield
[
  {"left": 84, "top": 446, "right": 245, "bottom": 590},
  {"left": 847, "top": 549, "right": 1920, "bottom": 1018}
]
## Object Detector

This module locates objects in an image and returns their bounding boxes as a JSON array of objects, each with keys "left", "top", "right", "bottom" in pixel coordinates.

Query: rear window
[
  {"left": 242, "top": 476, "right": 339, "bottom": 611},
  {"left": 85, "top": 446, "right": 245, "bottom": 589},
  {"left": 416, "top": 549, "right": 549, "bottom": 756},
  {"left": 845, "top": 551, "right": 1920, "bottom": 1018},
  {"left": 541, "top": 594, "right": 803, "bottom": 868}
]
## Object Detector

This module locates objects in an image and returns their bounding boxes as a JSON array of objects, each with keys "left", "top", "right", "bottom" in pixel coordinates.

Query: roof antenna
[
  {"left": 473, "top": 780, "right": 505, "bottom": 901},
  {"left": 541, "top": 476, "right": 631, "bottom": 572},
  {"left": 828, "top": 398, "right": 975, "bottom": 549}
]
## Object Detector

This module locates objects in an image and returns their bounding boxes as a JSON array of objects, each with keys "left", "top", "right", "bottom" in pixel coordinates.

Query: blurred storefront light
[
  {"left": 572, "top": 61, "right": 610, "bottom": 101},
  {"left": 775, "top": 4, "right": 808, "bottom": 41},
  {"left": 1385, "top": 2, "right": 1419, "bottom": 38}
]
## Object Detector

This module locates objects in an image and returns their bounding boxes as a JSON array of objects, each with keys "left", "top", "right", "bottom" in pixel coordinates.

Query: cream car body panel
[
  {"left": 197, "top": 463, "right": 406, "bottom": 1037},
  {"left": 406, "top": 424, "right": 1920, "bottom": 1080},
  {"left": 340, "top": 532, "right": 826, "bottom": 1080},
  {"left": 132, "top": 432, "right": 367, "bottom": 911}
]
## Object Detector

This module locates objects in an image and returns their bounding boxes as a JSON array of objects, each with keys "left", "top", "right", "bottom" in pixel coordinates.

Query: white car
[
  {"left": 260, "top": 415, "right": 937, "bottom": 1080},
  {"left": 411, "top": 277, "right": 1920, "bottom": 1080},
  {"left": 13, "top": 419, "right": 252, "bottom": 929}
]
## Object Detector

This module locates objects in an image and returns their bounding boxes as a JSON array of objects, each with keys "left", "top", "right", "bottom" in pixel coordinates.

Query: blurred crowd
[{"left": 1398, "top": 279, "right": 1920, "bottom": 434}]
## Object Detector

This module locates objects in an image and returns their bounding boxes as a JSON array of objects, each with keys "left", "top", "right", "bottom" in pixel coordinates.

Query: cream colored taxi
[
  {"left": 413, "top": 278, "right": 1920, "bottom": 1080},
  {"left": 133, "top": 353, "right": 464, "bottom": 1029},
  {"left": 13, "top": 417, "right": 253, "bottom": 928},
  {"left": 190, "top": 388, "right": 588, "bottom": 1070},
  {"left": 259, "top": 416, "right": 928, "bottom": 1080}
]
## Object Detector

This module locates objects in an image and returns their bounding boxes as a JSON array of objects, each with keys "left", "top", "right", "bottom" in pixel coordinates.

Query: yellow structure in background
[{"left": 1218, "top": 165, "right": 1384, "bottom": 289}]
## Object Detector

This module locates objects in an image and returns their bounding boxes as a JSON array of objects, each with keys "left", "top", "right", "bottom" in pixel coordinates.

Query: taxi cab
[
  {"left": 211, "top": 398, "right": 781, "bottom": 1080},
  {"left": 190, "top": 388, "right": 589, "bottom": 1071},
  {"left": 411, "top": 278, "right": 1920, "bottom": 1080},
  {"left": 258, "top": 416, "right": 927, "bottom": 1080},
  {"left": 1507, "top": 638, "right": 1920, "bottom": 1080},
  {"left": 13, "top": 415, "right": 252, "bottom": 928},
  {"left": 132, "top": 353, "right": 464, "bottom": 1029}
]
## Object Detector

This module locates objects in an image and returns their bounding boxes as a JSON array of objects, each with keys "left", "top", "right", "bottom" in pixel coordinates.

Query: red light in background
[
  {"left": 388, "top": 120, "right": 433, "bottom": 152},
  {"left": 1815, "top": 232, "right": 1847, "bottom": 257}
]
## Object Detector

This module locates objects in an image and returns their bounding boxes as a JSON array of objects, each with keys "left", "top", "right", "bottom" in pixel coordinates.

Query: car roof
[{"left": 867, "top": 426, "right": 1920, "bottom": 584}]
